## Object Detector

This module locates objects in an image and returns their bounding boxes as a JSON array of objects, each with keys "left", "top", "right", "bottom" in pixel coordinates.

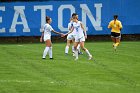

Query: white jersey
[
  {"left": 43, "top": 23, "right": 54, "bottom": 41},
  {"left": 66, "top": 21, "right": 76, "bottom": 40},
  {"left": 43, "top": 23, "right": 54, "bottom": 37},
  {"left": 72, "top": 21, "right": 84, "bottom": 38},
  {"left": 68, "top": 21, "right": 76, "bottom": 36}
]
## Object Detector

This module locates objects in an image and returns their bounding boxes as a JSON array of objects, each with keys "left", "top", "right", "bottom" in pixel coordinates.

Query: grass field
[{"left": 0, "top": 41, "right": 140, "bottom": 93}]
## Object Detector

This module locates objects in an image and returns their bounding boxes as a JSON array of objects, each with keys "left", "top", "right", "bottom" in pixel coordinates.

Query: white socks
[
  {"left": 65, "top": 46, "right": 69, "bottom": 54},
  {"left": 43, "top": 47, "right": 50, "bottom": 58},
  {"left": 49, "top": 47, "right": 52, "bottom": 58},
  {"left": 74, "top": 49, "right": 78, "bottom": 60},
  {"left": 77, "top": 44, "right": 81, "bottom": 53},
  {"left": 65, "top": 45, "right": 76, "bottom": 54},
  {"left": 85, "top": 49, "right": 91, "bottom": 56},
  {"left": 42, "top": 47, "right": 53, "bottom": 58},
  {"left": 72, "top": 45, "right": 75, "bottom": 53}
]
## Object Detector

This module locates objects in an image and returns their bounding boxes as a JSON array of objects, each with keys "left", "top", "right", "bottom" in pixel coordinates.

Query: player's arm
[
  {"left": 68, "top": 26, "right": 71, "bottom": 31},
  {"left": 80, "top": 22, "right": 87, "bottom": 39},
  {"left": 52, "top": 30, "right": 61, "bottom": 35},
  {"left": 52, "top": 30, "right": 65, "bottom": 37},
  {"left": 67, "top": 22, "right": 74, "bottom": 35},
  {"left": 119, "top": 21, "right": 122, "bottom": 31},
  {"left": 64, "top": 26, "right": 74, "bottom": 36},
  {"left": 108, "top": 22, "right": 112, "bottom": 29},
  {"left": 40, "top": 31, "right": 44, "bottom": 42},
  {"left": 49, "top": 25, "right": 64, "bottom": 36}
]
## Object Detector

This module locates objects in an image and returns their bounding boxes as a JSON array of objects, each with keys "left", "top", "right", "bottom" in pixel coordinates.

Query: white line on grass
[
  {"left": 0, "top": 80, "right": 31, "bottom": 83},
  {"left": 17, "top": 45, "right": 23, "bottom": 46}
]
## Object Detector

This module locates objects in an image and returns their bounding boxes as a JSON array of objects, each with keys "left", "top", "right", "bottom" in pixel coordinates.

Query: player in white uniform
[
  {"left": 40, "top": 16, "right": 64, "bottom": 59},
  {"left": 65, "top": 18, "right": 81, "bottom": 55},
  {"left": 65, "top": 13, "right": 92, "bottom": 60},
  {"left": 65, "top": 18, "right": 75, "bottom": 54}
]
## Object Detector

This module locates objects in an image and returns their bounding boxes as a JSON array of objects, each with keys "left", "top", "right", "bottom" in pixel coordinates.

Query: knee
[
  {"left": 74, "top": 46, "right": 77, "bottom": 50},
  {"left": 46, "top": 44, "right": 52, "bottom": 47},
  {"left": 81, "top": 47, "right": 86, "bottom": 51},
  {"left": 74, "top": 47, "right": 77, "bottom": 49},
  {"left": 67, "top": 44, "right": 70, "bottom": 46}
]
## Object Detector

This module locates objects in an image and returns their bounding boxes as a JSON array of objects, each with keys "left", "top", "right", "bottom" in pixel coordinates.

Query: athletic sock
[
  {"left": 77, "top": 44, "right": 80, "bottom": 49},
  {"left": 116, "top": 42, "right": 119, "bottom": 46},
  {"left": 72, "top": 45, "right": 75, "bottom": 53},
  {"left": 113, "top": 43, "right": 115, "bottom": 46},
  {"left": 42, "top": 47, "right": 50, "bottom": 58},
  {"left": 85, "top": 49, "right": 91, "bottom": 56},
  {"left": 77, "top": 44, "right": 80, "bottom": 52},
  {"left": 115, "top": 43, "right": 119, "bottom": 47},
  {"left": 49, "top": 47, "right": 53, "bottom": 58},
  {"left": 74, "top": 49, "right": 78, "bottom": 59},
  {"left": 65, "top": 46, "right": 69, "bottom": 54}
]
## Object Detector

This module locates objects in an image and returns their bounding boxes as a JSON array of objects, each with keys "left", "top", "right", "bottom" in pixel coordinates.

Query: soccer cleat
[
  {"left": 78, "top": 52, "right": 83, "bottom": 55},
  {"left": 65, "top": 53, "right": 68, "bottom": 55},
  {"left": 42, "top": 58, "right": 46, "bottom": 59},
  {"left": 88, "top": 55, "right": 93, "bottom": 60},
  {"left": 50, "top": 58, "right": 54, "bottom": 60},
  {"left": 113, "top": 45, "right": 117, "bottom": 51},
  {"left": 72, "top": 52, "right": 75, "bottom": 56},
  {"left": 75, "top": 57, "right": 78, "bottom": 61}
]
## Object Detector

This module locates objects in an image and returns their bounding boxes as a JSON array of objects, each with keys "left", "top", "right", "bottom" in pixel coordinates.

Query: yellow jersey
[{"left": 108, "top": 20, "right": 122, "bottom": 33}]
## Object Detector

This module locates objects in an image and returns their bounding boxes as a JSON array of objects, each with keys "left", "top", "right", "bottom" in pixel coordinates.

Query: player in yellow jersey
[{"left": 108, "top": 15, "right": 122, "bottom": 50}]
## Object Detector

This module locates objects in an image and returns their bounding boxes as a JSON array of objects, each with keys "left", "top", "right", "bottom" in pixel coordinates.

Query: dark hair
[
  {"left": 72, "top": 13, "right": 78, "bottom": 19},
  {"left": 46, "top": 16, "right": 50, "bottom": 23},
  {"left": 72, "top": 13, "right": 77, "bottom": 17},
  {"left": 114, "top": 15, "right": 118, "bottom": 19}
]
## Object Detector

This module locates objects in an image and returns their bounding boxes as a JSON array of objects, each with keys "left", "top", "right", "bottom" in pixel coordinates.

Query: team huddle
[
  {"left": 64, "top": 13, "right": 92, "bottom": 60},
  {"left": 40, "top": 13, "right": 122, "bottom": 60}
]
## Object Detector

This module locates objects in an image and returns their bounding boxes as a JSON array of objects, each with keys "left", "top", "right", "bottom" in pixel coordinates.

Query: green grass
[{"left": 0, "top": 41, "right": 140, "bottom": 93}]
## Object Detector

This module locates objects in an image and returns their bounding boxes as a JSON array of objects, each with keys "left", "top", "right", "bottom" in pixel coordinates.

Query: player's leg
[
  {"left": 72, "top": 40, "right": 74, "bottom": 52},
  {"left": 77, "top": 44, "right": 81, "bottom": 54},
  {"left": 112, "top": 37, "right": 117, "bottom": 50},
  {"left": 80, "top": 41, "right": 92, "bottom": 60},
  {"left": 71, "top": 39, "right": 75, "bottom": 56},
  {"left": 48, "top": 41, "right": 53, "bottom": 59},
  {"left": 71, "top": 35, "right": 76, "bottom": 56},
  {"left": 114, "top": 34, "right": 121, "bottom": 47},
  {"left": 65, "top": 40, "right": 71, "bottom": 54},
  {"left": 111, "top": 37, "right": 116, "bottom": 46},
  {"left": 42, "top": 39, "right": 52, "bottom": 59},
  {"left": 115, "top": 38, "right": 120, "bottom": 47},
  {"left": 74, "top": 40, "right": 79, "bottom": 60},
  {"left": 114, "top": 33, "right": 121, "bottom": 50},
  {"left": 111, "top": 32, "right": 116, "bottom": 47}
]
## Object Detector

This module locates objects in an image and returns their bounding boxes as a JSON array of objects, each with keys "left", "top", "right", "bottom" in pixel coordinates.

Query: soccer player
[
  {"left": 40, "top": 16, "right": 64, "bottom": 59},
  {"left": 65, "top": 13, "right": 92, "bottom": 60},
  {"left": 108, "top": 15, "right": 123, "bottom": 50},
  {"left": 65, "top": 18, "right": 81, "bottom": 55},
  {"left": 65, "top": 18, "right": 75, "bottom": 55}
]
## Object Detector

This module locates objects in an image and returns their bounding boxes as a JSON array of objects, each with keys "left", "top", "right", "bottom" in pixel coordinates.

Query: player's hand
[
  {"left": 61, "top": 33, "right": 65, "bottom": 37},
  {"left": 40, "top": 37, "right": 43, "bottom": 42},
  {"left": 85, "top": 35, "right": 87, "bottom": 39}
]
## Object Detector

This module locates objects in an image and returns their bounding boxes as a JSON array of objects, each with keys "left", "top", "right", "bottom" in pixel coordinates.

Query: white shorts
[
  {"left": 67, "top": 34, "right": 75, "bottom": 40},
  {"left": 75, "top": 36, "right": 85, "bottom": 42},
  {"left": 44, "top": 35, "right": 51, "bottom": 41}
]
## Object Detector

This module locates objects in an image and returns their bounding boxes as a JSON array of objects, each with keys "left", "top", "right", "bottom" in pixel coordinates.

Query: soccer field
[{"left": 0, "top": 42, "right": 140, "bottom": 93}]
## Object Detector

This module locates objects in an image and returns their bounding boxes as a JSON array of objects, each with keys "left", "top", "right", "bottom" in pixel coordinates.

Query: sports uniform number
[{"left": 76, "top": 27, "right": 78, "bottom": 32}]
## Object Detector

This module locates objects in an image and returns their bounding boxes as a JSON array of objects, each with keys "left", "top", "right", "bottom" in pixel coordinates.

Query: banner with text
[{"left": 0, "top": 0, "right": 140, "bottom": 36}]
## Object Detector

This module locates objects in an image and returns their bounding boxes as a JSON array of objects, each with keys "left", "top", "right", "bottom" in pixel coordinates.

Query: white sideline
[
  {"left": 17, "top": 45, "right": 23, "bottom": 46},
  {"left": 0, "top": 80, "right": 31, "bottom": 83}
]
